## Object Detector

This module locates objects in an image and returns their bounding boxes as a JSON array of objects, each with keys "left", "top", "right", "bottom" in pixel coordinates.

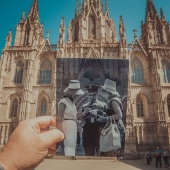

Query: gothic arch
[
  {"left": 34, "top": 52, "right": 55, "bottom": 85},
  {"left": 14, "top": 60, "right": 24, "bottom": 84},
  {"left": 131, "top": 57, "right": 145, "bottom": 84},
  {"left": 161, "top": 59, "right": 170, "bottom": 83},
  {"left": 88, "top": 15, "right": 96, "bottom": 39},
  {"left": 134, "top": 93, "right": 149, "bottom": 119},
  {"left": 6, "top": 94, "right": 21, "bottom": 120},
  {"left": 130, "top": 52, "right": 150, "bottom": 84},
  {"left": 36, "top": 93, "right": 50, "bottom": 117}
]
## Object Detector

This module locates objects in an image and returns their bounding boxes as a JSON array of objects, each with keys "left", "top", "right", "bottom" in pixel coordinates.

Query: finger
[
  {"left": 49, "top": 143, "right": 56, "bottom": 150},
  {"left": 48, "top": 149, "right": 56, "bottom": 155},
  {"left": 30, "top": 116, "right": 57, "bottom": 130},
  {"left": 39, "top": 129, "right": 64, "bottom": 147}
]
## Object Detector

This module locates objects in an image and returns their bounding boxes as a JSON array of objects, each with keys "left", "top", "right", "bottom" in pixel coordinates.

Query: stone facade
[{"left": 0, "top": 0, "right": 170, "bottom": 158}]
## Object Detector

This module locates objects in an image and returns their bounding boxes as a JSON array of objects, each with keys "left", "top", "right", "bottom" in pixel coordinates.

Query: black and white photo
[{"left": 56, "top": 58, "right": 129, "bottom": 157}]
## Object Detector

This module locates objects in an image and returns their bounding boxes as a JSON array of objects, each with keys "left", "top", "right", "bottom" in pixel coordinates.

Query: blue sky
[{"left": 0, "top": 0, "right": 170, "bottom": 54}]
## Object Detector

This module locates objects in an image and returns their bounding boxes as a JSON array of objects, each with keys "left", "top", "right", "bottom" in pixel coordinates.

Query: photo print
[{"left": 56, "top": 58, "right": 129, "bottom": 157}]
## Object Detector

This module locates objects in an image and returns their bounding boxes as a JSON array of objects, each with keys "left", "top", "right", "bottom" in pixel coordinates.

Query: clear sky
[{"left": 0, "top": 0, "right": 170, "bottom": 55}]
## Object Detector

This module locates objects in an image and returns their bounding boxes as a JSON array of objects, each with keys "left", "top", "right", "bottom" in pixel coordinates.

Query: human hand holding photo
[{"left": 0, "top": 116, "right": 64, "bottom": 170}]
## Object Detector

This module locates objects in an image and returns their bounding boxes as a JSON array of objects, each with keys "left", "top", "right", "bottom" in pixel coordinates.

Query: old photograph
[{"left": 56, "top": 58, "right": 129, "bottom": 157}]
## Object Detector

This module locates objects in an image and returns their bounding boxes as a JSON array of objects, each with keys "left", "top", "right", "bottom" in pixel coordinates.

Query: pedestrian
[
  {"left": 163, "top": 149, "right": 170, "bottom": 168},
  {"left": 155, "top": 146, "right": 162, "bottom": 168},
  {"left": 57, "top": 80, "right": 84, "bottom": 157},
  {"left": 145, "top": 148, "right": 151, "bottom": 165}
]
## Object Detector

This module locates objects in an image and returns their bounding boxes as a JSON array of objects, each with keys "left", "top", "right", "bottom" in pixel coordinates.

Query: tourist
[
  {"left": 57, "top": 80, "right": 84, "bottom": 157},
  {"left": 155, "top": 146, "right": 162, "bottom": 168},
  {"left": 145, "top": 148, "right": 151, "bottom": 165},
  {"left": 0, "top": 116, "right": 64, "bottom": 170},
  {"left": 163, "top": 149, "right": 170, "bottom": 168}
]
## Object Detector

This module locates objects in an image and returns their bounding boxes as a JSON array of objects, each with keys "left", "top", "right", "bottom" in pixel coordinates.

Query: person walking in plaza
[
  {"left": 57, "top": 80, "right": 84, "bottom": 157},
  {"left": 163, "top": 149, "right": 170, "bottom": 168},
  {"left": 155, "top": 146, "right": 162, "bottom": 168},
  {"left": 145, "top": 148, "right": 151, "bottom": 165}
]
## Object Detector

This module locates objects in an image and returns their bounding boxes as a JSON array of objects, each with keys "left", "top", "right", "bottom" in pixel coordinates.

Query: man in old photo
[{"left": 81, "top": 86, "right": 107, "bottom": 156}]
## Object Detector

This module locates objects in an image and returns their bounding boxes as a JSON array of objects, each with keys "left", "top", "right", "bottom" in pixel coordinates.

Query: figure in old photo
[
  {"left": 57, "top": 80, "right": 84, "bottom": 156},
  {"left": 78, "top": 86, "right": 107, "bottom": 156}
]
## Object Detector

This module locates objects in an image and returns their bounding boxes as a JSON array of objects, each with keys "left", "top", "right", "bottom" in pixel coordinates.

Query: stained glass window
[
  {"left": 11, "top": 98, "right": 18, "bottom": 117},
  {"left": 137, "top": 98, "right": 144, "bottom": 118},
  {"left": 131, "top": 57, "right": 144, "bottom": 83},
  {"left": 39, "top": 59, "right": 52, "bottom": 84},
  {"left": 162, "top": 59, "right": 170, "bottom": 83},
  {"left": 14, "top": 60, "right": 24, "bottom": 84},
  {"left": 40, "top": 99, "right": 47, "bottom": 116}
]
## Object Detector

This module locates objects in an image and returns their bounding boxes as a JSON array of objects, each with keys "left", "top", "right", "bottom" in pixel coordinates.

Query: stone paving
[{"left": 36, "top": 158, "right": 169, "bottom": 170}]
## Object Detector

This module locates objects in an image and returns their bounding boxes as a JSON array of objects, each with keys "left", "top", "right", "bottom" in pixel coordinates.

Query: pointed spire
[
  {"left": 133, "top": 29, "right": 137, "bottom": 38},
  {"left": 145, "top": 0, "right": 157, "bottom": 22},
  {"left": 80, "top": 0, "right": 83, "bottom": 12},
  {"left": 46, "top": 30, "right": 50, "bottom": 39},
  {"left": 28, "top": 0, "right": 39, "bottom": 23},
  {"left": 106, "top": 0, "right": 108, "bottom": 11},
  {"left": 20, "top": 10, "right": 25, "bottom": 23},
  {"left": 75, "top": 0, "right": 79, "bottom": 18},
  {"left": 160, "top": 8, "right": 165, "bottom": 20},
  {"left": 58, "top": 16, "right": 65, "bottom": 45},
  {"left": 119, "top": 15, "right": 125, "bottom": 37}
]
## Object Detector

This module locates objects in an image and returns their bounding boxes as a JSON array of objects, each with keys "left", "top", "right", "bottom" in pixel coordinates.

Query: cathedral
[{"left": 0, "top": 0, "right": 170, "bottom": 158}]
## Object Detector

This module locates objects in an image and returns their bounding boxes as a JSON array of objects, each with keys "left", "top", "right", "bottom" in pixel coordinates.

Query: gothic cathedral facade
[{"left": 0, "top": 0, "right": 170, "bottom": 158}]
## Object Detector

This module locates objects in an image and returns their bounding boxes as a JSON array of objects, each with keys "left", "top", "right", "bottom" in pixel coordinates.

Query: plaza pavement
[{"left": 36, "top": 158, "right": 169, "bottom": 170}]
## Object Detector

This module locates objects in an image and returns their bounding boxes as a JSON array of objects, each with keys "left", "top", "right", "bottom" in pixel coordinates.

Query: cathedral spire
[
  {"left": 28, "top": 0, "right": 39, "bottom": 23},
  {"left": 119, "top": 15, "right": 126, "bottom": 39},
  {"left": 75, "top": 0, "right": 79, "bottom": 18},
  {"left": 58, "top": 16, "right": 65, "bottom": 46},
  {"left": 145, "top": 0, "right": 157, "bottom": 22},
  {"left": 20, "top": 10, "right": 25, "bottom": 23},
  {"left": 106, "top": 0, "right": 108, "bottom": 11},
  {"left": 105, "top": 0, "right": 109, "bottom": 16},
  {"left": 160, "top": 7, "right": 165, "bottom": 20}
]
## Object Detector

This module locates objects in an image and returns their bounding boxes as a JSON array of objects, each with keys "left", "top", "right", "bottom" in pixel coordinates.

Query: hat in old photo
[
  {"left": 85, "top": 85, "right": 99, "bottom": 93},
  {"left": 101, "top": 79, "right": 120, "bottom": 96},
  {"left": 64, "top": 80, "right": 84, "bottom": 95}
]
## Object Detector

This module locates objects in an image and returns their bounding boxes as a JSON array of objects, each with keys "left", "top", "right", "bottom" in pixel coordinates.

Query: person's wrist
[{"left": 0, "top": 148, "right": 18, "bottom": 170}]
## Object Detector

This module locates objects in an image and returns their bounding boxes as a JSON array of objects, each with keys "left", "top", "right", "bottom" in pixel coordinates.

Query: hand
[
  {"left": 97, "top": 115, "right": 108, "bottom": 123},
  {"left": 84, "top": 107, "right": 91, "bottom": 115},
  {"left": 89, "top": 110, "right": 98, "bottom": 117},
  {"left": 0, "top": 116, "right": 64, "bottom": 170}
]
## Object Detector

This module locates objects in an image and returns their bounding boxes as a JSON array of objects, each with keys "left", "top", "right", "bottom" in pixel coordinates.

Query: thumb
[{"left": 39, "top": 129, "right": 64, "bottom": 147}]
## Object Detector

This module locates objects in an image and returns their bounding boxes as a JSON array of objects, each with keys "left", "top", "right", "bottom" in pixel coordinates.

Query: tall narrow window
[
  {"left": 14, "top": 60, "right": 24, "bottom": 84},
  {"left": 137, "top": 97, "right": 144, "bottom": 118},
  {"left": 74, "top": 22, "right": 79, "bottom": 42},
  {"left": 40, "top": 99, "right": 47, "bottom": 116},
  {"left": 156, "top": 26, "right": 162, "bottom": 44},
  {"left": 11, "top": 98, "right": 18, "bottom": 118},
  {"left": 39, "top": 59, "right": 52, "bottom": 84},
  {"left": 24, "top": 27, "right": 30, "bottom": 45},
  {"left": 88, "top": 15, "right": 96, "bottom": 39},
  {"left": 131, "top": 57, "right": 144, "bottom": 83},
  {"left": 162, "top": 59, "right": 170, "bottom": 83},
  {"left": 167, "top": 97, "right": 170, "bottom": 117}
]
